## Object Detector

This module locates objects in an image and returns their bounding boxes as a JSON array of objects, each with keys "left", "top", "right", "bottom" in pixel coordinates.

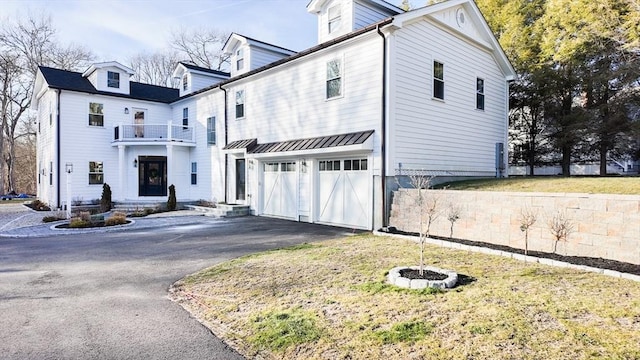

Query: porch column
[
  {"left": 166, "top": 144, "right": 174, "bottom": 194},
  {"left": 118, "top": 145, "right": 126, "bottom": 200}
]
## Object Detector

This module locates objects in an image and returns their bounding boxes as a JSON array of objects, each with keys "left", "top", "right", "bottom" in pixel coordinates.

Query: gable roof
[
  {"left": 82, "top": 61, "right": 135, "bottom": 77},
  {"left": 391, "top": 0, "right": 516, "bottom": 80},
  {"left": 222, "top": 33, "right": 297, "bottom": 56},
  {"left": 38, "top": 66, "right": 179, "bottom": 103},
  {"left": 178, "top": 62, "right": 230, "bottom": 77}
]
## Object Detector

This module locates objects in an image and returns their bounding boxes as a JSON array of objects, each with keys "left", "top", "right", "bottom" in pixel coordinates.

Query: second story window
[
  {"left": 433, "top": 61, "right": 444, "bottom": 100},
  {"left": 191, "top": 162, "right": 197, "bottom": 185},
  {"left": 328, "top": 5, "right": 341, "bottom": 34},
  {"left": 235, "top": 90, "right": 245, "bottom": 119},
  {"left": 182, "top": 74, "right": 188, "bottom": 91},
  {"left": 326, "top": 59, "right": 342, "bottom": 99},
  {"left": 182, "top": 107, "right": 189, "bottom": 127},
  {"left": 89, "top": 102, "right": 104, "bottom": 126},
  {"left": 107, "top": 71, "right": 120, "bottom": 88},
  {"left": 207, "top": 116, "right": 216, "bottom": 145},
  {"left": 236, "top": 48, "right": 244, "bottom": 71},
  {"left": 476, "top": 78, "right": 485, "bottom": 110}
]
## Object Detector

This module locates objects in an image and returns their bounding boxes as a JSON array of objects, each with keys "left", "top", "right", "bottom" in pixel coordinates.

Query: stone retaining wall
[{"left": 389, "top": 189, "right": 640, "bottom": 265}]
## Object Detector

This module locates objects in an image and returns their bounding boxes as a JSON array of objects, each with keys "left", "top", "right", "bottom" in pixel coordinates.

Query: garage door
[
  {"left": 262, "top": 162, "right": 297, "bottom": 219},
  {"left": 318, "top": 158, "right": 370, "bottom": 229}
]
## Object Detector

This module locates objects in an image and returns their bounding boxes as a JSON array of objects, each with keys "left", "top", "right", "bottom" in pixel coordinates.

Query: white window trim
[
  {"left": 236, "top": 48, "right": 245, "bottom": 71},
  {"left": 476, "top": 77, "right": 485, "bottom": 111},
  {"left": 432, "top": 60, "right": 445, "bottom": 101},
  {"left": 107, "top": 71, "right": 120, "bottom": 88},
  {"left": 182, "top": 74, "right": 189, "bottom": 91},
  {"left": 88, "top": 161, "right": 104, "bottom": 185},
  {"left": 326, "top": 56, "right": 344, "bottom": 101},
  {"left": 235, "top": 89, "right": 246, "bottom": 119},
  {"left": 207, "top": 116, "right": 216, "bottom": 145},
  {"left": 328, "top": 4, "right": 342, "bottom": 34},
  {"left": 88, "top": 101, "right": 105, "bottom": 127}
]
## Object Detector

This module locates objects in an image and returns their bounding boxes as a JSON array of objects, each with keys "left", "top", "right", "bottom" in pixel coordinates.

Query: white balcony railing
[{"left": 113, "top": 123, "right": 195, "bottom": 144}]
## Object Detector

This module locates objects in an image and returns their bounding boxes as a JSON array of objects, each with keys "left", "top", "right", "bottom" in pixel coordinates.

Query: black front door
[
  {"left": 139, "top": 156, "right": 167, "bottom": 196},
  {"left": 236, "top": 159, "right": 246, "bottom": 201}
]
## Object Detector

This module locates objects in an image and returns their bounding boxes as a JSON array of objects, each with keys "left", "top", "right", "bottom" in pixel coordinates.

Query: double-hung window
[
  {"left": 89, "top": 102, "right": 104, "bottom": 126},
  {"left": 49, "top": 161, "right": 53, "bottom": 186},
  {"left": 328, "top": 5, "right": 341, "bottom": 33},
  {"left": 191, "top": 162, "right": 197, "bottom": 185},
  {"left": 235, "top": 90, "right": 245, "bottom": 119},
  {"left": 326, "top": 59, "right": 342, "bottom": 99},
  {"left": 89, "top": 161, "right": 104, "bottom": 185},
  {"left": 236, "top": 48, "right": 244, "bottom": 71},
  {"left": 207, "top": 116, "right": 216, "bottom": 145},
  {"left": 182, "top": 74, "right": 188, "bottom": 91},
  {"left": 182, "top": 107, "right": 189, "bottom": 127},
  {"left": 107, "top": 71, "right": 120, "bottom": 88},
  {"left": 476, "top": 78, "right": 485, "bottom": 110},
  {"left": 433, "top": 61, "right": 444, "bottom": 100}
]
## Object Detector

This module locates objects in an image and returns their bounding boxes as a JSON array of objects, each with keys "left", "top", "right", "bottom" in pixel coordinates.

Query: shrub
[
  {"left": 28, "top": 200, "right": 51, "bottom": 211},
  {"left": 100, "top": 183, "right": 112, "bottom": 212},
  {"left": 105, "top": 212, "right": 127, "bottom": 226},
  {"left": 167, "top": 184, "right": 177, "bottom": 211},
  {"left": 69, "top": 217, "right": 90, "bottom": 228},
  {"left": 79, "top": 211, "right": 92, "bottom": 222}
]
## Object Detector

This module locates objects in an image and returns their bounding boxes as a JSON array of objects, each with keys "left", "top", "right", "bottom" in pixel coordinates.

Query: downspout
[
  {"left": 377, "top": 24, "right": 388, "bottom": 228},
  {"left": 219, "top": 84, "right": 229, "bottom": 204},
  {"left": 55, "top": 89, "right": 61, "bottom": 209}
]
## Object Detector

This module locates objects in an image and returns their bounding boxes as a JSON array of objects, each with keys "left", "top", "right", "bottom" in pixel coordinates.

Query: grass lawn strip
[
  {"left": 170, "top": 235, "right": 640, "bottom": 360},
  {"left": 437, "top": 177, "right": 640, "bottom": 194}
]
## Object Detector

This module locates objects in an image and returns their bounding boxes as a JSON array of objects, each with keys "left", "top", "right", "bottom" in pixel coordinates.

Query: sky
[{"left": 0, "top": 0, "right": 404, "bottom": 67}]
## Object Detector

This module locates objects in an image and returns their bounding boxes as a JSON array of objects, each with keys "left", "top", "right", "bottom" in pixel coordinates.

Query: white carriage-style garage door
[
  {"left": 262, "top": 162, "right": 297, "bottom": 219},
  {"left": 318, "top": 158, "right": 370, "bottom": 229}
]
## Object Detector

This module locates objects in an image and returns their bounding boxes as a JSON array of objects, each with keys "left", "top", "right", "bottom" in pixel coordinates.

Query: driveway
[{"left": 0, "top": 216, "right": 355, "bottom": 359}]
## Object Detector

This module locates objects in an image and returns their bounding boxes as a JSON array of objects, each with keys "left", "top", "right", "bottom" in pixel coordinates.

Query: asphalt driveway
[{"left": 0, "top": 216, "right": 356, "bottom": 359}]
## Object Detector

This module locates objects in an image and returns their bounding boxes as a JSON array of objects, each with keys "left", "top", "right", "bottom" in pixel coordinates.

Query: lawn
[
  {"left": 436, "top": 177, "right": 640, "bottom": 194},
  {"left": 170, "top": 235, "right": 640, "bottom": 360}
]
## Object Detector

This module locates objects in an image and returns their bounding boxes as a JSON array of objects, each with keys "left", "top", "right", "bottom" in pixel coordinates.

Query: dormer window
[
  {"left": 107, "top": 71, "right": 120, "bottom": 88},
  {"left": 328, "top": 5, "right": 341, "bottom": 33},
  {"left": 236, "top": 48, "right": 244, "bottom": 71},
  {"left": 182, "top": 74, "right": 188, "bottom": 91}
]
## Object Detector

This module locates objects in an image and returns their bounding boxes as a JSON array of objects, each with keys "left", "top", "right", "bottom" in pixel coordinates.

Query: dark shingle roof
[
  {"left": 223, "top": 130, "right": 374, "bottom": 153},
  {"left": 39, "top": 66, "right": 180, "bottom": 103},
  {"left": 179, "top": 62, "right": 230, "bottom": 77}
]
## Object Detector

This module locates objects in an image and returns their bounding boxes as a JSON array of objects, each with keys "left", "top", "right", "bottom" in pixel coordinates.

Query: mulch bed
[
  {"left": 400, "top": 268, "right": 449, "bottom": 280},
  {"left": 382, "top": 227, "right": 640, "bottom": 276}
]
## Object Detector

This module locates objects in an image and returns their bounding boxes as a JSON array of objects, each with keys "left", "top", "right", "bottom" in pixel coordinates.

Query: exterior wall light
[
  {"left": 65, "top": 163, "right": 73, "bottom": 174},
  {"left": 133, "top": 159, "right": 138, "bottom": 168},
  {"left": 124, "top": 107, "right": 129, "bottom": 114}
]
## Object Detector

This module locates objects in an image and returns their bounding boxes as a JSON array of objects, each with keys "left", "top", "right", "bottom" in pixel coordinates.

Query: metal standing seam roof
[{"left": 222, "top": 130, "right": 374, "bottom": 154}]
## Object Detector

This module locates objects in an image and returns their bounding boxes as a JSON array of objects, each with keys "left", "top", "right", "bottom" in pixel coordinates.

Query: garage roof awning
[{"left": 223, "top": 130, "right": 374, "bottom": 156}]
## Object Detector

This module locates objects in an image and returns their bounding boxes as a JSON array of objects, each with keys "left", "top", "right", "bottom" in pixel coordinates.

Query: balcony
[{"left": 112, "top": 123, "right": 195, "bottom": 146}]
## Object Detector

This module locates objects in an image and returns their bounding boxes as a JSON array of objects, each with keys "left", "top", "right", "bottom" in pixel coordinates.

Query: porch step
[
  {"left": 113, "top": 201, "right": 164, "bottom": 212},
  {"left": 184, "top": 203, "right": 250, "bottom": 218}
]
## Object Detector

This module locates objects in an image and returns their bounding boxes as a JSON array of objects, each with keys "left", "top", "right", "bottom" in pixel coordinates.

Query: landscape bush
[
  {"left": 28, "top": 199, "right": 51, "bottom": 211},
  {"left": 167, "top": 184, "right": 177, "bottom": 211},
  {"left": 105, "top": 212, "right": 127, "bottom": 226},
  {"left": 100, "top": 183, "right": 112, "bottom": 212}
]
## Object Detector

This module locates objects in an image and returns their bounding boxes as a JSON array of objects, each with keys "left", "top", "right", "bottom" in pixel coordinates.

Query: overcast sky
[{"left": 0, "top": 0, "right": 403, "bottom": 66}]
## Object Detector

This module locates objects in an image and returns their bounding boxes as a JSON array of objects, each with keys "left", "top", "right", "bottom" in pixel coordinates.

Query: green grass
[
  {"left": 171, "top": 236, "right": 640, "bottom": 359},
  {"left": 436, "top": 177, "right": 640, "bottom": 194},
  {"left": 249, "top": 308, "right": 323, "bottom": 351}
]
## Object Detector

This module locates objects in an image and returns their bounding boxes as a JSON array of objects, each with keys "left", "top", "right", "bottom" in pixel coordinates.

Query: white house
[{"left": 32, "top": 0, "right": 515, "bottom": 230}]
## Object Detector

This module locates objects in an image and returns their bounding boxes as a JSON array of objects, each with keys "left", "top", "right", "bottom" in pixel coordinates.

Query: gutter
[
  {"left": 377, "top": 24, "right": 389, "bottom": 228},
  {"left": 219, "top": 84, "right": 229, "bottom": 204},
  {"left": 55, "top": 89, "right": 61, "bottom": 208}
]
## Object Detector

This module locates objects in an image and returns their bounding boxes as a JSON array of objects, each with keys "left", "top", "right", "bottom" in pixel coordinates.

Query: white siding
[
  {"left": 226, "top": 33, "right": 384, "bottom": 173},
  {"left": 389, "top": 20, "right": 508, "bottom": 175},
  {"left": 55, "top": 91, "right": 174, "bottom": 203},
  {"left": 36, "top": 90, "right": 58, "bottom": 206},
  {"left": 250, "top": 47, "right": 291, "bottom": 70},
  {"left": 353, "top": 0, "right": 390, "bottom": 29}
]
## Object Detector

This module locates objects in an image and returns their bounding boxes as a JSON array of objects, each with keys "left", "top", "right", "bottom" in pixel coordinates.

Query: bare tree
[
  {"left": 0, "top": 13, "right": 93, "bottom": 194},
  {"left": 518, "top": 206, "right": 538, "bottom": 257},
  {"left": 169, "top": 26, "right": 231, "bottom": 71},
  {"left": 446, "top": 203, "right": 461, "bottom": 239},
  {"left": 401, "top": 173, "right": 440, "bottom": 276},
  {"left": 129, "top": 50, "right": 181, "bottom": 87},
  {"left": 548, "top": 210, "right": 574, "bottom": 255}
]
